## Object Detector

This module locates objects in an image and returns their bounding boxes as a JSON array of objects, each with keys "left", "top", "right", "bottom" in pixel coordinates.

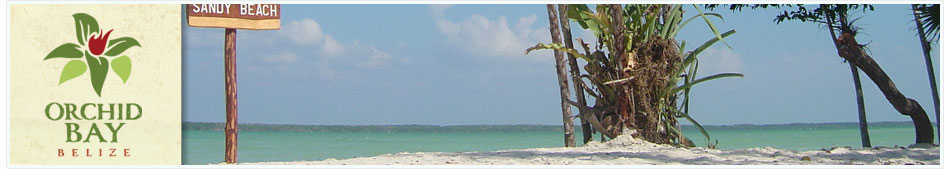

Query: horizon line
[{"left": 182, "top": 120, "right": 925, "bottom": 127}]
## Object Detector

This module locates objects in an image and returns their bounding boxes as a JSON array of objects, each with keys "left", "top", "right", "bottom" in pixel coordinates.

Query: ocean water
[{"left": 182, "top": 122, "right": 936, "bottom": 165}]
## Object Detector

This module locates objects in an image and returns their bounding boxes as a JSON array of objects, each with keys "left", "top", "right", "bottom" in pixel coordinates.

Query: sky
[{"left": 183, "top": 4, "right": 940, "bottom": 126}]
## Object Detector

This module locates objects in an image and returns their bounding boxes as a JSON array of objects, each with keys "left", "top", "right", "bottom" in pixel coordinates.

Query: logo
[{"left": 43, "top": 13, "right": 141, "bottom": 96}]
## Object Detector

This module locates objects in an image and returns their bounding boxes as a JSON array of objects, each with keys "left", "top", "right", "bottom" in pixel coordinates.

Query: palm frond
[{"left": 914, "top": 4, "right": 940, "bottom": 41}]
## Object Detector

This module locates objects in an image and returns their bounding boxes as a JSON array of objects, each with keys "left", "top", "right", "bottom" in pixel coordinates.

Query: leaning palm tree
[
  {"left": 824, "top": 8, "right": 872, "bottom": 148},
  {"left": 530, "top": 4, "right": 743, "bottom": 147},
  {"left": 911, "top": 4, "right": 939, "bottom": 134}
]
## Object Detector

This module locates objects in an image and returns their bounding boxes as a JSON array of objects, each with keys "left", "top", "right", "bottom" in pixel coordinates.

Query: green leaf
[
  {"left": 104, "top": 37, "right": 141, "bottom": 57},
  {"left": 680, "top": 112, "right": 711, "bottom": 147},
  {"left": 111, "top": 56, "right": 131, "bottom": 83},
  {"left": 525, "top": 43, "right": 593, "bottom": 63},
  {"left": 84, "top": 51, "right": 108, "bottom": 96},
  {"left": 566, "top": 4, "right": 592, "bottom": 29},
  {"left": 673, "top": 12, "right": 723, "bottom": 37},
  {"left": 59, "top": 60, "right": 87, "bottom": 84},
  {"left": 682, "top": 29, "right": 736, "bottom": 71},
  {"left": 692, "top": 5, "right": 731, "bottom": 48},
  {"left": 673, "top": 73, "right": 744, "bottom": 93},
  {"left": 666, "top": 107, "right": 711, "bottom": 147},
  {"left": 44, "top": 43, "right": 83, "bottom": 60},
  {"left": 660, "top": 5, "right": 683, "bottom": 38},
  {"left": 692, "top": 30, "right": 736, "bottom": 56},
  {"left": 73, "top": 13, "right": 99, "bottom": 46},
  {"left": 679, "top": 40, "right": 687, "bottom": 54}
]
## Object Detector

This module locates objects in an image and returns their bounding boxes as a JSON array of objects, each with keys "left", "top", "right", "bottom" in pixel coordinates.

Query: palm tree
[
  {"left": 820, "top": 8, "right": 871, "bottom": 148},
  {"left": 911, "top": 4, "right": 939, "bottom": 135},
  {"left": 556, "top": 4, "right": 598, "bottom": 144},
  {"left": 545, "top": 4, "right": 576, "bottom": 147},
  {"left": 705, "top": 4, "right": 935, "bottom": 144}
]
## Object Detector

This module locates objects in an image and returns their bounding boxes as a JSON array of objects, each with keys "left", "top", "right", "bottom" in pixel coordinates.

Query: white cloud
[
  {"left": 322, "top": 35, "right": 345, "bottom": 56},
  {"left": 281, "top": 18, "right": 324, "bottom": 46},
  {"left": 430, "top": 5, "right": 551, "bottom": 62},
  {"left": 227, "top": 18, "right": 407, "bottom": 79},
  {"left": 358, "top": 47, "right": 392, "bottom": 68},
  {"left": 278, "top": 18, "right": 403, "bottom": 69},
  {"left": 697, "top": 47, "right": 744, "bottom": 74},
  {"left": 429, "top": 4, "right": 453, "bottom": 16}
]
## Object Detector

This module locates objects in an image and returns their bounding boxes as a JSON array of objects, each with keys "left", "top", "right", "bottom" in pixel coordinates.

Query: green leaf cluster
[{"left": 43, "top": 13, "right": 140, "bottom": 96}]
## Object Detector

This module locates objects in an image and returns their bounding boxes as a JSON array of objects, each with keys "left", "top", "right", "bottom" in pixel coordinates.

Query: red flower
[{"left": 88, "top": 29, "right": 113, "bottom": 56}]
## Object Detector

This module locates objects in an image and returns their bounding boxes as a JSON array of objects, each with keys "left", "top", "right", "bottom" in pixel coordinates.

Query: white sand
[{"left": 248, "top": 135, "right": 939, "bottom": 165}]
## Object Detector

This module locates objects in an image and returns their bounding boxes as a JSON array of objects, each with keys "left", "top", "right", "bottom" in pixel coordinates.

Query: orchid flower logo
[{"left": 43, "top": 13, "right": 140, "bottom": 96}]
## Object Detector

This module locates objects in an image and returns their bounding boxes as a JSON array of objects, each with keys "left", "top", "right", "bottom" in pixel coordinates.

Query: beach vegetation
[{"left": 527, "top": 4, "right": 743, "bottom": 147}]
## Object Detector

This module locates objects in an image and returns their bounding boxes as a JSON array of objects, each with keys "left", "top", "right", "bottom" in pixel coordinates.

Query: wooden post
[
  {"left": 545, "top": 4, "right": 575, "bottom": 147},
  {"left": 224, "top": 28, "right": 238, "bottom": 164}
]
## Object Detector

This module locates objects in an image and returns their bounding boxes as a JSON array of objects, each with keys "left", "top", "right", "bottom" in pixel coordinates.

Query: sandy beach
[{"left": 247, "top": 135, "right": 939, "bottom": 165}]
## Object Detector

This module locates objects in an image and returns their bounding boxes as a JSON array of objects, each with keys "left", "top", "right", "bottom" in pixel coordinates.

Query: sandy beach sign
[
  {"left": 186, "top": 4, "right": 280, "bottom": 164},
  {"left": 187, "top": 4, "right": 280, "bottom": 30}
]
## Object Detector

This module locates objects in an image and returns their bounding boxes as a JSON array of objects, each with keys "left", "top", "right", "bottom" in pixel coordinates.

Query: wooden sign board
[{"left": 187, "top": 4, "right": 280, "bottom": 30}]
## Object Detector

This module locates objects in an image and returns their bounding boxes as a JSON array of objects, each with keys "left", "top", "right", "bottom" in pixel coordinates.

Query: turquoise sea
[{"left": 182, "top": 121, "right": 937, "bottom": 165}]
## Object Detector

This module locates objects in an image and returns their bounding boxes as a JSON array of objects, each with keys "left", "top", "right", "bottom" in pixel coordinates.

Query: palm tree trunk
[
  {"left": 912, "top": 4, "right": 939, "bottom": 136},
  {"left": 849, "top": 63, "right": 872, "bottom": 148},
  {"left": 823, "top": 12, "right": 871, "bottom": 148},
  {"left": 557, "top": 4, "right": 593, "bottom": 144},
  {"left": 833, "top": 14, "right": 935, "bottom": 144},
  {"left": 546, "top": 4, "right": 575, "bottom": 147}
]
